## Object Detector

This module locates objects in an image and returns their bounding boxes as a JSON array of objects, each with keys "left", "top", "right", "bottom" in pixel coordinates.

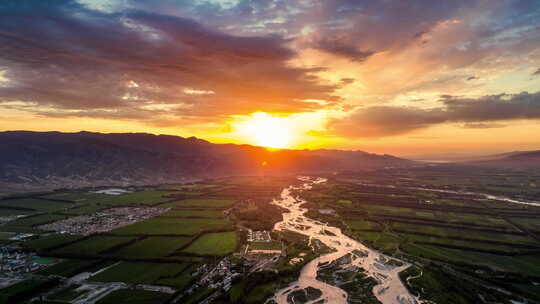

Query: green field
[
  {"left": 24, "top": 234, "right": 82, "bottom": 250},
  {"left": 115, "top": 237, "right": 192, "bottom": 258},
  {"left": 345, "top": 219, "right": 381, "bottom": 230},
  {"left": 38, "top": 259, "right": 102, "bottom": 277},
  {"left": 96, "top": 289, "right": 171, "bottom": 304},
  {"left": 182, "top": 232, "right": 237, "bottom": 255},
  {"left": 0, "top": 209, "right": 33, "bottom": 216},
  {"left": 0, "top": 278, "right": 59, "bottom": 303},
  {"left": 47, "top": 284, "right": 87, "bottom": 302},
  {"left": 249, "top": 241, "right": 281, "bottom": 251},
  {"left": 51, "top": 236, "right": 136, "bottom": 255},
  {"left": 44, "top": 190, "right": 176, "bottom": 206},
  {"left": 2, "top": 214, "right": 72, "bottom": 232},
  {"left": 90, "top": 262, "right": 190, "bottom": 287},
  {"left": 95, "top": 191, "right": 176, "bottom": 206},
  {"left": 157, "top": 199, "right": 234, "bottom": 208},
  {"left": 160, "top": 209, "right": 224, "bottom": 218},
  {"left": 390, "top": 222, "right": 537, "bottom": 245},
  {"left": 112, "top": 218, "right": 232, "bottom": 235},
  {"left": 0, "top": 198, "right": 70, "bottom": 212}
]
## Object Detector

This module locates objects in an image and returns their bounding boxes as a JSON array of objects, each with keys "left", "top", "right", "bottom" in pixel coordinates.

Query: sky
[{"left": 0, "top": 0, "right": 539, "bottom": 158}]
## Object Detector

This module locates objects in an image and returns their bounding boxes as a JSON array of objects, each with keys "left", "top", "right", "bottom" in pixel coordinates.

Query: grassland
[{"left": 182, "top": 232, "right": 237, "bottom": 256}]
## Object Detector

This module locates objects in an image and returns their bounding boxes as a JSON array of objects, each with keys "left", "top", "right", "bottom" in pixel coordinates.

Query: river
[{"left": 270, "top": 177, "right": 420, "bottom": 304}]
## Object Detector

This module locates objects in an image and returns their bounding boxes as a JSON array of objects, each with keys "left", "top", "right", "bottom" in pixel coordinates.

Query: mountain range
[{"left": 0, "top": 131, "right": 413, "bottom": 191}]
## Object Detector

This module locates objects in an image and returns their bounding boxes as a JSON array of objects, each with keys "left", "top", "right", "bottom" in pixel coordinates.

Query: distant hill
[
  {"left": 0, "top": 131, "right": 414, "bottom": 190},
  {"left": 465, "top": 150, "right": 540, "bottom": 169}
]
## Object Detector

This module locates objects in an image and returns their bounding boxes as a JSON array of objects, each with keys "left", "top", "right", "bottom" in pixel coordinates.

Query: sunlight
[{"left": 235, "top": 112, "right": 292, "bottom": 149}]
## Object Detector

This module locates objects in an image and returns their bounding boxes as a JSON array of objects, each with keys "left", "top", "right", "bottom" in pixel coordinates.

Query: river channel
[{"left": 271, "top": 177, "right": 420, "bottom": 304}]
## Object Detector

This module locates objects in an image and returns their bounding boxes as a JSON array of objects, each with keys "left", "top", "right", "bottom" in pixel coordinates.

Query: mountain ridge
[{"left": 0, "top": 131, "right": 414, "bottom": 191}]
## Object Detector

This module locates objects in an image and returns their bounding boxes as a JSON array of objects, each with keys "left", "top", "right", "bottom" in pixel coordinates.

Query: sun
[{"left": 237, "top": 112, "right": 292, "bottom": 149}]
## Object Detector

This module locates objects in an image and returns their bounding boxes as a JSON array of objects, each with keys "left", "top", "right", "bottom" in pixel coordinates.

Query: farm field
[
  {"left": 51, "top": 235, "right": 136, "bottom": 256},
  {"left": 157, "top": 198, "right": 235, "bottom": 208},
  {"left": 2, "top": 170, "right": 539, "bottom": 304},
  {"left": 23, "top": 234, "right": 83, "bottom": 251},
  {"left": 90, "top": 262, "right": 190, "bottom": 287},
  {"left": 96, "top": 289, "right": 172, "bottom": 304},
  {"left": 159, "top": 209, "right": 224, "bottom": 218},
  {"left": 111, "top": 217, "right": 233, "bottom": 235},
  {"left": 115, "top": 236, "right": 192, "bottom": 258},
  {"left": 300, "top": 168, "right": 540, "bottom": 303},
  {"left": 0, "top": 198, "right": 70, "bottom": 213},
  {"left": 181, "top": 232, "right": 238, "bottom": 256},
  {"left": 2, "top": 214, "right": 72, "bottom": 232}
]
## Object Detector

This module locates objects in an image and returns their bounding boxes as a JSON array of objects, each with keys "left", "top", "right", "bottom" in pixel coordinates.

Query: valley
[{"left": 1, "top": 167, "right": 540, "bottom": 304}]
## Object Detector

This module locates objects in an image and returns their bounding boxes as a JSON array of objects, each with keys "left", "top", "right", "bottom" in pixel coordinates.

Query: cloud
[
  {"left": 462, "top": 123, "right": 506, "bottom": 129},
  {"left": 533, "top": 68, "right": 540, "bottom": 76},
  {"left": 330, "top": 91, "right": 540, "bottom": 137},
  {"left": 311, "top": 36, "right": 375, "bottom": 62},
  {"left": 466, "top": 76, "right": 479, "bottom": 81},
  {"left": 0, "top": 0, "right": 338, "bottom": 124}
]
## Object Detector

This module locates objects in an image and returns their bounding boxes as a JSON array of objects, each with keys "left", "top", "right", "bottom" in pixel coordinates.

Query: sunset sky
[{"left": 1, "top": 0, "right": 539, "bottom": 158}]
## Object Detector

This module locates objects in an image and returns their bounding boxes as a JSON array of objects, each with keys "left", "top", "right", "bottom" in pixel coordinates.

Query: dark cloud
[
  {"left": 533, "top": 68, "right": 540, "bottom": 76},
  {"left": 466, "top": 76, "right": 479, "bottom": 81},
  {"left": 311, "top": 36, "right": 375, "bottom": 62},
  {"left": 339, "top": 78, "right": 355, "bottom": 85},
  {"left": 462, "top": 123, "right": 506, "bottom": 129},
  {"left": 0, "top": 0, "right": 338, "bottom": 122},
  {"left": 330, "top": 91, "right": 540, "bottom": 137}
]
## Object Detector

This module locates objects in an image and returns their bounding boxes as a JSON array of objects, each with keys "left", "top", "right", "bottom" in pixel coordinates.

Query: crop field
[
  {"left": 115, "top": 236, "right": 192, "bottom": 258},
  {"left": 0, "top": 198, "right": 70, "bottom": 212},
  {"left": 249, "top": 241, "right": 281, "bottom": 251},
  {"left": 159, "top": 209, "right": 224, "bottom": 218},
  {"left": 112, "top": 217, "right": 232, "bottom": 235},
  {"left": 37, "top": 259, "right": 102, "bottom": 277},
  {"left": 344, "top": 219, "right": 381, "bottom": 230},
  {"left": 181, "top": 232, "right": 238, "bottom": 256},
  {"left": 96, "top": 289, "right": 172, "bottom": 304},
  {"left": 24, "top": 234, "right": 82, "bottom": 251},
  {"left": 157, "top": 198, "right": 235, "bottom": 208},
  {"left": 94, "top": 191, "right": 177, "bottom": 206},
  {"left": 0, "top": 277, "right": 59, "bottom": 303},
  {"left": 0, "top": 208, "right": 33, "bottom": 216},
  {"left": 90, "top": 262, "right": 191, "bottom": 287},
  {"left": 51, "top": 235, "right": 136, "bottom": 256},
  {"left": 2, "top": 214, "right": 72, "bottom": 232},
  {"left": 301, "top": 168, "right": 540, "bottom": 303},
  {"left": 42, "top": 191, "right": 108, "bottom": 202}
]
